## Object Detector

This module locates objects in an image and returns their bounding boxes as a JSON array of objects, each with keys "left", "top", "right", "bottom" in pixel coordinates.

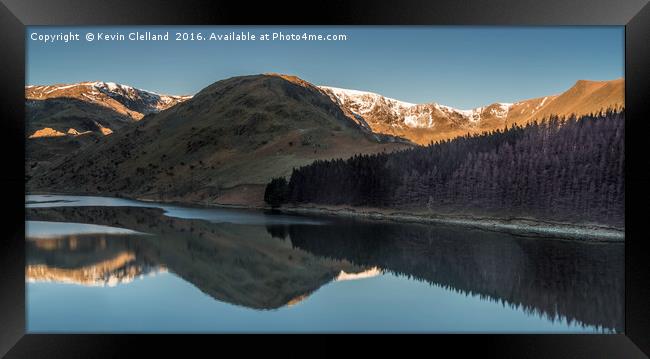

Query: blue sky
[{"left": 26, "top": 26, "right": 623, "bottom": 109}]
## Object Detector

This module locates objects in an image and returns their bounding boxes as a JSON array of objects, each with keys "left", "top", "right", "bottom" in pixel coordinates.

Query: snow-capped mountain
[
  {"left": 320, "top": 86, "right": 515, "bottom": 141},
  {"left": 320, "top": 78, "right": 623, "bottom": 144},
  {"left": 26, "top": 81, "right": 193, "bottom": 177},
  {"left": 320, "top": 86, "right": 416, "bottom": 123},
  {"left": 92, "top": 81, "right": 192, "bottom": 115},
  {"left": 26, "top": 81, "right": 192, "bottom": 121},
  {"left": 26, "top": 81, "right": 192, "bottom": 139},
  {"left": 25, "top": 76, "right": 623, "bottom": 148}
]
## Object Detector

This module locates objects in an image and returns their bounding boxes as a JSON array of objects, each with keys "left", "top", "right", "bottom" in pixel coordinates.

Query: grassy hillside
[{"left": 28, "top": 74, "right": 411, "bottom": 205}]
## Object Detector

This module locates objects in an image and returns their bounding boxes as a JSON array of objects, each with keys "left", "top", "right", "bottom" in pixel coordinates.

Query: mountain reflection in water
[
  {"left": 26, "top": 204, "right": 623, "bottom": 332},
  {"left": 27, "top": 206, "right": 361, "bottom": 310}
]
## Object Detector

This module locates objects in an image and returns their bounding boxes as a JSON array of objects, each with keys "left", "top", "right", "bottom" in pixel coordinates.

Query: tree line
[{"left": 265, "top": 110, "right": 624, "bottom": 226}]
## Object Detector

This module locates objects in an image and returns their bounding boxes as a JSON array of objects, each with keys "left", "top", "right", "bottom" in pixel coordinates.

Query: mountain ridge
[
  {"left": 27, "top": 74, "right": 624, "bottom": 206},
  {"left": 25, "top": 76, "right": 623, "bottom": 144},
  {"left": 26, "top": 81, "right": 192, "bottom": 120},
  {"left": 26, "top": 81, "right": 192, "bottom": 140},
  {"left": 319, "top": 78, "right": 623, "bottom": 144}
]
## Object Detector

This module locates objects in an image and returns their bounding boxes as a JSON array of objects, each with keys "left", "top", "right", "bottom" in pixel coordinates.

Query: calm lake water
[{"left": 25, "top": 195, "right": 624, "bottom": 333}]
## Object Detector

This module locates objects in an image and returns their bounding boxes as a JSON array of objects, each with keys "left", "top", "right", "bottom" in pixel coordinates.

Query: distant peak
[{"left": 25, "top": 81, "right": 192, "bottom": 118}]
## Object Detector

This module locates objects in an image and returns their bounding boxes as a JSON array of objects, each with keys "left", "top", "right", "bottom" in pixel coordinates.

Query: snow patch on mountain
[
  {"left": 320, "top": 86, "right": 415, "bottom": 118},
  {"left": 89, "top": 81, "right": 192, "bottom": 114}
]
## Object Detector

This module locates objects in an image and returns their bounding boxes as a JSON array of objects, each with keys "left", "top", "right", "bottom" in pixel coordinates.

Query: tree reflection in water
[{"left": 27, "top": 205, "right": 623, "bottom": 332}]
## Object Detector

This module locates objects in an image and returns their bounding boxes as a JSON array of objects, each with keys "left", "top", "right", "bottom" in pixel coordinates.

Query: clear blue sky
[{"left": 26, "top": 26, "right": 623, "bottom": 109}]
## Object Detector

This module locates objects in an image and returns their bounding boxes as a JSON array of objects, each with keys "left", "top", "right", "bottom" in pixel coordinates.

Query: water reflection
[
  {"left": 280, "top": 222, "right": 624, "bottom": 332},
  {"left": 27, "top": 206, "right": 363, "bottom": 310},
  {"left": 26, "top": 204, "right": 623, "bottom": 332},
  {"left": 27, "top": 234, "right": 163, "bottom": 287}
]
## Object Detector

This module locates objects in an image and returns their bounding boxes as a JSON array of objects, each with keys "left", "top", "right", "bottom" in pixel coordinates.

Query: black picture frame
[{"left": 1, "top": 0, "right": 649, "bottom": 357}]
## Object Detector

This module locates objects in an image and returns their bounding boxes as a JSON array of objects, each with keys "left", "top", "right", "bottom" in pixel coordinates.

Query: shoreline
[
  {"left": 27, "top": 191, "right": 624, "bottom": 242},
  {"left": 276, "top": 205, "right": 624, "bottom": 242}
]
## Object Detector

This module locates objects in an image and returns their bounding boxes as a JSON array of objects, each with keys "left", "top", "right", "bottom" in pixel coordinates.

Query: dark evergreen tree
[
  {"left": 266, "top": 111, "right": 625, "bottom": 226},
  {"left": 264, "top": 177, "right": 289, "bottom": 208}
]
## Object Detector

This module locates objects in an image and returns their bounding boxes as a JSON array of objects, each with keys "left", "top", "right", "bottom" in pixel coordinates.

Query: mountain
[
  {"left": 507, "top": 78, "right": 624, "bottom": 124},
  {"left": 27, "top": 75, "right": 622, "bottom": 205},
  {"left": 320, "top": 78, "right": 624, "bottom": 144},
  {"left": 26, "top": 82, "right": 191, "bottom": 180},
  {"left": 26, "top": 81, "right": 191, "bottom": 137},
  {"left": 28, "top": 74, "right": 411, "bottom": 205}
]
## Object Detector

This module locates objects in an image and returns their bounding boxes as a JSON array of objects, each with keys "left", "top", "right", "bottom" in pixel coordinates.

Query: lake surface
[{"left": 25, "top": 195, "right": 624, "bottom": 333}]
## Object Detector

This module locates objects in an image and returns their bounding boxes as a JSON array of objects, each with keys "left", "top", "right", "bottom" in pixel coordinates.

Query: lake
[{"left": 25, "top": 195, "right": 624, "bottom": 333}]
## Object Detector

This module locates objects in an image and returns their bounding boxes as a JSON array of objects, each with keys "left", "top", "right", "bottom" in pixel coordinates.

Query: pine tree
[{"left": 271, "top": 111, "right": 624, "bottom": 226}]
